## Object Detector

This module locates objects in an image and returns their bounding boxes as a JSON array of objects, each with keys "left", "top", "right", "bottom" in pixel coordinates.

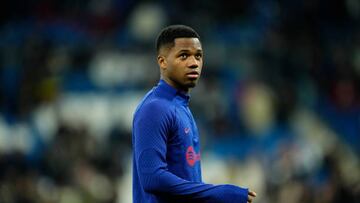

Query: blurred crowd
[{"left": 0, "top": 0, "right": 359, "bottom": 202}]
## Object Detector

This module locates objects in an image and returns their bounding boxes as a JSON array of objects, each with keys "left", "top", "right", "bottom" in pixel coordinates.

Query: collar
[{"left": 154, "top": 79, "right": 190, "bottom": 106}]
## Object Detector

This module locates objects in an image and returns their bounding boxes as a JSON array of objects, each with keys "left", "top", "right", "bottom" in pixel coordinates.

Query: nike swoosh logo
[{"left": 184, "top": 127, "right": 190, "bottom": 134}]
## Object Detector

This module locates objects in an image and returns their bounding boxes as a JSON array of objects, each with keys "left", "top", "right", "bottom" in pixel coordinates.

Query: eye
[
  {"left": 195, "top": 53, "right": 202, "bottom": 60},
  {"left": 179, "top": 53, "right": 188, "bottom": 59}
]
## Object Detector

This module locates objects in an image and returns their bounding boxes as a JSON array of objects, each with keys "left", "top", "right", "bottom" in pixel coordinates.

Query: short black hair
[{"left": 156, "top": 25, "right": 200, "bottom": 53}]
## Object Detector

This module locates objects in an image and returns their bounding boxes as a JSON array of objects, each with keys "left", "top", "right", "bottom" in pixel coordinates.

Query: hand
[{"left": 247, "top": 190, "right": 257, "bottom": 203}]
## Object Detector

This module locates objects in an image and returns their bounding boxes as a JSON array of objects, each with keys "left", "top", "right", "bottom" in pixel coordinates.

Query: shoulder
[
  {"left": 134, "top": 94, "right": 176, "bottom": 120},
  {"left": 133, "top": 98, "right": 177, "bottom": 133}
]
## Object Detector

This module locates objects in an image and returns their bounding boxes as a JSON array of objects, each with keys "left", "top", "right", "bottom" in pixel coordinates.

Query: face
[{"left": 158, "top": 38, "right": 203, "bottom": 93}]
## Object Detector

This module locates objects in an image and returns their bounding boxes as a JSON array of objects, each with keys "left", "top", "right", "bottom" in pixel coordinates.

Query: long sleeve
[{"left": 133, "top": 100, "right": 249, "bottom": 203}]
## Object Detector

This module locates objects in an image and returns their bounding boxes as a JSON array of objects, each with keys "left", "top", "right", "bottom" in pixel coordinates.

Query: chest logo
[
  {"left": 186, "top": 146, "right": 201, "bottom": 167},
  {"left": 184, "top": 127, "right": 190, "bottom": 134}
]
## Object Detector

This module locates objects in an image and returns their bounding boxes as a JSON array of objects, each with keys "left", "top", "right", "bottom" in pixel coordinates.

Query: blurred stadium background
[{"left": 0, "top": 0, "right": 359, "bottom": 202}]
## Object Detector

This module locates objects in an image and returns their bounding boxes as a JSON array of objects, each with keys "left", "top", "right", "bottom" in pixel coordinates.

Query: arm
[{"left": 133, "top": 101, "right": 249, "bottom": 203}]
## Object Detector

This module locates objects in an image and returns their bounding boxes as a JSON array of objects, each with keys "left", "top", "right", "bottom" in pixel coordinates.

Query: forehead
[{"left": 172, "top": 38, "right": 202, "bottom": 52}]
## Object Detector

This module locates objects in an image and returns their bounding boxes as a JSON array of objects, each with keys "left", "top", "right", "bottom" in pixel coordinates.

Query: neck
[{"left": 161, "top": 77, "right": 190, "bottom": 93}]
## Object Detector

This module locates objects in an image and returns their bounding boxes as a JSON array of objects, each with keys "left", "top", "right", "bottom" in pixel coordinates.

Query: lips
[{"left": 186, "top": 71, "right": 199, "bottom": 79}]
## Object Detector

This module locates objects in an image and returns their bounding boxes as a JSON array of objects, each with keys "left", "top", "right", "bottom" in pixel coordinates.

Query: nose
[{"left": 187, "top": 56, "right": 199, "bottom": 69}]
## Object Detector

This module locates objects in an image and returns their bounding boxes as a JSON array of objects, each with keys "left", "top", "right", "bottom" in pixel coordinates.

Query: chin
[{"left": 186, "top": 81, "right": 197, "bottom": 88}]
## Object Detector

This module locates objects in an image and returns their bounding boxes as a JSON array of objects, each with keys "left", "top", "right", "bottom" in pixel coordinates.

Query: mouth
[{"left": 186, "top": 71, "right": 200, "bottom": 79}]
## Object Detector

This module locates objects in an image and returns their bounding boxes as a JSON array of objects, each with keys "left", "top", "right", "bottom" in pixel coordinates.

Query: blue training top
[{"left": 132, "top": 80, "right": 249, "bottom": 203}]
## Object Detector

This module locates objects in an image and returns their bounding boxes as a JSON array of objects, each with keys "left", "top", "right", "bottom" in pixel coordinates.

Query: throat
[{"left": 162, "top": 77, "right": 190, "bottom": 93}]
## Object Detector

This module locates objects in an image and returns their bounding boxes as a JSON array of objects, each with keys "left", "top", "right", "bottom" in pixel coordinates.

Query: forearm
[{"left": 140, "top": 166, "right": 248, "bottom": 203}]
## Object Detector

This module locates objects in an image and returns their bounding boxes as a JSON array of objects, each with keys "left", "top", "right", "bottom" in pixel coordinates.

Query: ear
[{"left": 157, "top": 55, "right": 167, "bottom": 70}]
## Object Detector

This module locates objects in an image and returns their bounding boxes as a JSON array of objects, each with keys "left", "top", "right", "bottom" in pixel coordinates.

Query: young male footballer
[{"left": 132, "top": 25, "right": 257, "bottom": 203}]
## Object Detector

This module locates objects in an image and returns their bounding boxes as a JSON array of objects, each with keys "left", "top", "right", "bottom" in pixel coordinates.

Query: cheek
[
  {"left": 172, "top": 61, "right": 186, "bottom": 73},
  {"left": 198, "top": 63, "right": 203, "bottom": 73},
  {"left": 167, "top": 62, "right": 184, "bottom": 78}
]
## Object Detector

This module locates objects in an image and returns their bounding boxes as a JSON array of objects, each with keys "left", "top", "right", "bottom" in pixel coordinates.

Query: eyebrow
[{"left": 177, "top": 49, "right": 203, "bottom": 53}]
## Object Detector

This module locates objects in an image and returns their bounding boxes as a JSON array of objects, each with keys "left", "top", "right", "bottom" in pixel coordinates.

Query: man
[{"left": 132, "top": 25, "right": 257, "bottom": 203}]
